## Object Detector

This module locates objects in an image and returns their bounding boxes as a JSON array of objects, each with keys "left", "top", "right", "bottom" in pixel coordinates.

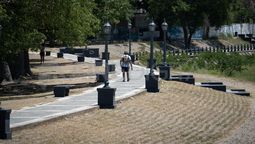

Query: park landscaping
[{"left": 0, "top": 80, "right": 252, "bottom": 144}]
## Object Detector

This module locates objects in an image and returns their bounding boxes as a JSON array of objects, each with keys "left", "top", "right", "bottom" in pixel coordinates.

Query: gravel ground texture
[
  {"left": 1, "top": 42, "right": 255, "bottom": 143},
  {"left": 0, "top": 80, "right": 253, "bottom": 144}
]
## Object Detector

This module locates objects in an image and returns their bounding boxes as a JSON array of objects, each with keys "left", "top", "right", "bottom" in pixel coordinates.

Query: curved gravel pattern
[{"left": 0, "top": 81, "right": 251, "bottom": 144}]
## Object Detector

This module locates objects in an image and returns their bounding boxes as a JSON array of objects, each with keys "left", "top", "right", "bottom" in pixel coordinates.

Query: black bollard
[{"left": 0, "top": 109, "right": 12, "bottom": 139}]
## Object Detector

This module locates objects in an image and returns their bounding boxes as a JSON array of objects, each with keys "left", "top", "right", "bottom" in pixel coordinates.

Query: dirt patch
[
  {"left": 0, "top": 53, "right": 105, "bottom": 108},
  {"left": 0, "top": 81, "right": 251, "bottom": 144}
]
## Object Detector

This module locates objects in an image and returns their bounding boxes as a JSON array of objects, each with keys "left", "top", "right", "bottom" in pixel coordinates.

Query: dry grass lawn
[{"left": 0, "top": 81, "right": 251, "bottom": 144}]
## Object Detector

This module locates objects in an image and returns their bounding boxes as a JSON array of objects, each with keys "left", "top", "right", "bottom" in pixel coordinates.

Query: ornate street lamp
[
  {"left": 97, "top": 22, "right": 116, "bottom": 109},
  {"left": 128, "top": 22, "right": 132, "bottom": 55},
  {"left": 103, "top": 22, "right": 111, "bottom": 87},
  {"left": 128, "top": 22, "right": 135, "bottom": 63},
  {"left": 159, "top": 19, "right": 171, "bottom": 80},
  {"left": 161, "top": 19, "right": 168, "bottom": 65},
  {"left": 148, "top": 20, "right": 156, "bottom": 75},
  {"left": 145, "top": 19, "right": 159, "bottom": 92}
]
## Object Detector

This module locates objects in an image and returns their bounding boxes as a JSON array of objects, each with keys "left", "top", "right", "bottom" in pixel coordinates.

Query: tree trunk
[
  {"left": 0, "top": 61, "right": 13, "bottom": 84},
  {"left": 24, "top": 50, "right": 32, "bottom": 76},
  {"left": 188, "top": 33, "right": 192, "bottom": 49},
  {"left": 182, "top": 25, "right": 189, "bottom": 49},
  {"left": 8, "top": 51, "right": 25, "bottom": 79},
  {"left": 203, "top": 15, "right": 210, "bottom": 40}
]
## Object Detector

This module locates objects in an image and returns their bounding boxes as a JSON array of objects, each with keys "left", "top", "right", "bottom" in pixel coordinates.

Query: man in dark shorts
[
  {"left": 120, "top": 51, "right": 133, "bottom": 82},
  {"left": 40, "top": 43, "right": 45, "bottom": 64}
]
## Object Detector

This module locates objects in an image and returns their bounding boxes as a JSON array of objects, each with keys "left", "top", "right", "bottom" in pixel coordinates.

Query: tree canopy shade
[
  {"left": 0, "top": 1, "right": 45, "bottom": 60},
  {"left": 94, "top": 0, "right": 134, "bottom": 24},
  {"left": 31, "top": 0, "right": 100, "bottom": 47},
  {"left": 148, "top": 0, "right": 205, "bottom": 49},
  {"left": 0, "top": 0, "right": 101, "bottom": 83},
  {"left": 148, "top": 0, "right": 235, "bottom": 48}
]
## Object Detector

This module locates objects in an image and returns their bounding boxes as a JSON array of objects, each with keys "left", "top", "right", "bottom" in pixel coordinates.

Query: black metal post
[
  {"left": 149, "top": 30, "right": 154, "bottom": 75},
  {"left": 97, "top": 22, "right": 116, "bottom": 109},
  {"left": 129, "top": 29, "right": 131, "bottom": 55},
  {"left": 104, "top": 34, "right": 109, "bottom": 87},
  {"left": 163, "top": 29, "right": 167, "bottom": 65}
]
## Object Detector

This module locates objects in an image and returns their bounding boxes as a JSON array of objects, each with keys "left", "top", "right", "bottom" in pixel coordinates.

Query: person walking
[
  {"left": 40, "top": 43, "right": 45, "bottom": 64},
  {"left": 120, "top": 51, "right": 133, "bottom": 82}
]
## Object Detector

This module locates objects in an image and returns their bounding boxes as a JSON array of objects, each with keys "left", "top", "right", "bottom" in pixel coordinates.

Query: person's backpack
[{"left": 121, "top": 55, "right": 130, "bottom": 67}]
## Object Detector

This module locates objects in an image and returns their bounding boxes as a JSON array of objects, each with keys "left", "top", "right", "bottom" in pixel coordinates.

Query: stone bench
[
  {"left": 169, "top": 75, "right": 195, "bottom": 85},
  {"left": 196, "top": 82, "right": 226, "bottom": 92},
  {"left": 96, "top": 74, "right": 105, "bottom": 82},
  {"left": 108, "top": 64, "right": 115, "bottom": 72},
  {"left": 57, "top": 52, "right": 63, "bottom": 58},
  {"left": 226, "top": 89, "right": 250, "bottom": 96},
  {"left": 200, "top": 82, "right": 223, "bottom": 85},
  {"left": 84, "top": 48, "right": 99, "bottom": 58},
  {"left": 45, "top": 51, "right": 51, "bottom": 56},
  {"left": 95, "top": 59, "right": 103, "bottom": 66},
  {"left": 77, "top": 56, "right": 85, "bottom": 62},
  {"left": 53, "top": 85, "right": 71, "bottom": 97}
]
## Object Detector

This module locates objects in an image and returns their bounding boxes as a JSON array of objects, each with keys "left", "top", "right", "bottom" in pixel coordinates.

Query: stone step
[
  {"left": 196, "top": 82, "right": 226, "bottom": 92},
  {"left": 226, "top": 89, "right": 250, "bottom": 96},
  {"left": 169, "top": 75, "right": 195, "bottom": 85}
]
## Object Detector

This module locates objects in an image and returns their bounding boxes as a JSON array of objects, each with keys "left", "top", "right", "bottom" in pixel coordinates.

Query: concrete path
[{"left": 10, "top": 53, "right": 149, "bottom": 128}]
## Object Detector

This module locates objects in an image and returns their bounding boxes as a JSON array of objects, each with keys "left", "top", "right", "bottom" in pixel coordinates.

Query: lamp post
[
  {"left": 145, "top": 20, "right": 159, "bottom": 92},
  {"left": 159, "top": 19, "right": 171, "bottom": 80},
  {"left": 128, "top": 22, "right": 135, "bottom": 63},
  {"left": 103, "top": 22, "right": 111, "bottom": 87},
  {"left": 148, "top": 20, "right": 156, "bottom": 75},
  {"left": 161, "top": 19, "right": 168, "bottom": 65},
  {"left": 97, "top": 22, "right": 116, "bottom": 109},
  {"left": 128, "top": 22, "right": 132, "bottom": 55}
]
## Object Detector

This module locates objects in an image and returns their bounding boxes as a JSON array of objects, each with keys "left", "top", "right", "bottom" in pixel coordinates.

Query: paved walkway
[{"left": 10, "top": 53, "right": 149, "bottom": 128}]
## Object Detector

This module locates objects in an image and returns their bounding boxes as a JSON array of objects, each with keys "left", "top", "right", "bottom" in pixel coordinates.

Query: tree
[
  {"left": 94, "top": 0, "right": 134, "bottom": 26},
  {"left": 148, "top": 0, "right": 205, "bottom": 49},
  {"left": 0, "top": 0, "right": 100, "bottom": 84},
  {"left": 0, "top": 1, "right": 45, "bottom": 82},
  {"left": 32, "top": 0, "right": 100, "bottom": 47},
  {"left": 148, "top": 0, "right": 236, "bottom": 48},
  {"left": 201, "top": 0, "right": 234, "bottom": 39}
]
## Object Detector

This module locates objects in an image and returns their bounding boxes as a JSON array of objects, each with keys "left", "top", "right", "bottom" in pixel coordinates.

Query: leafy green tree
[
  {"left": 201, "top": 0, "right": 234, "bottom": 39},
  {"left": 148, "top": 0, "right": 236, "bottom": 46},
  {"left": 0, "top": 0, "right": 100, "bottom": 83},
  {"left": 94, "top": 0, "right": 134, "bottom": 27},
  {"left": 0, "top": 1, "right": 45, "bottom": 80},
  {"left": 32, "top": 0, "right": 100, "bottom": 47},
  {"left": 148, "top": 0, "right": 205, "bottom": 49}
]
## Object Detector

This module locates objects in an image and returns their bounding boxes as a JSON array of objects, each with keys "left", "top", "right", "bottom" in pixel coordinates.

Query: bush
[
  {"left": 139, "top": 51, "right": 254, "bottom": 77},
  {"left": 195, "top": 52, "right": 247, "bottom": 76}
]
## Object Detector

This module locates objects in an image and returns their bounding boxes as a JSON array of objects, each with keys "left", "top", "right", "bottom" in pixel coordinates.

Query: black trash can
[
  {"left": 57, "top": 52, "right": 63, "bottom": 58},
  {"left": 0, "top": 109, "right": 12, "bottom": 139},
  {"left": 95, "top": 59, "right": 103, "bottom": 66},
  {"left": 77, "top": 56, "right": 85, "bottom": 62},
  {"left": 97, "top": 87, "right": 116, "bottom": 109},
  {"left": 45, "top": 51, "right": 51, "bottom": 56}
]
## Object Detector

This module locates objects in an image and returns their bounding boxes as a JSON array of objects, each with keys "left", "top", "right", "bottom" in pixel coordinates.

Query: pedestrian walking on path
[
  {"left": 40, "top": 43, "right": 45, "bottom": 64},
  {"left": 120, "top": 51, "right": 133, "bottom": 82}
]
